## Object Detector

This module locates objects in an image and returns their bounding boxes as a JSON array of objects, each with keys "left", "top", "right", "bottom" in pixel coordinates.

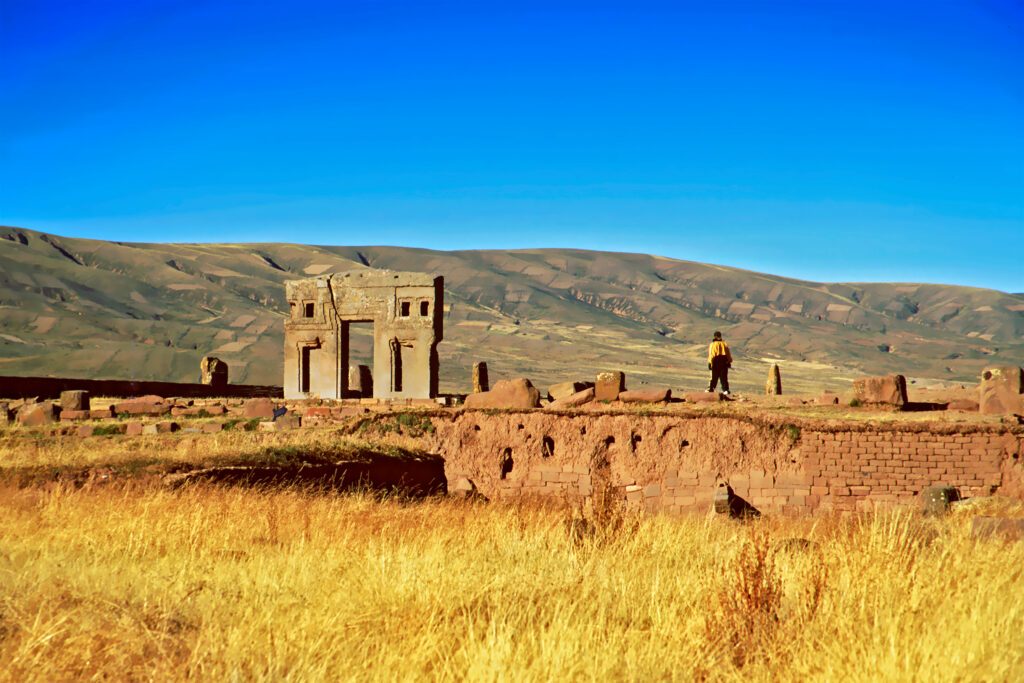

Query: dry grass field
[{"left": 1, "top": 477, "right": 1022, "bottom": 681}]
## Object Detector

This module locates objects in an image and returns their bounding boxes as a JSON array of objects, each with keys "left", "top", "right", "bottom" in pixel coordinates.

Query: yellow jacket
[{"left": 708, "top": 340, "right": 731, "bottom": 365}]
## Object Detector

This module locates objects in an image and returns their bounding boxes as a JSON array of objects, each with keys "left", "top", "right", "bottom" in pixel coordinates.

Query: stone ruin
[{"left": 283, "top": 270, "right": 444, "bottom": 400}]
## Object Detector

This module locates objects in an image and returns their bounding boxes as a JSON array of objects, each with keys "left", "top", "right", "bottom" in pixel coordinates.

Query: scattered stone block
[
  {"left": 60, "top": 390, "right": 90, "bottom": 411},
  {"left": 473, "top": 362, "right": 489, "bottom": 393},
  {"left": 90, "top": 407, "right": 116, "bottom": 419},
  {"left": 200, "top": 356, "right": 229, "bottom": 390},
  {"left": 618, "top": 389, "right": 670, "bottom": 403},
  {"left": 450, "top": 477, "right": 486, "bottom": 501},
  {"left": 946, "top": 399, "right": 979, "bottom": 412},
  {"left": 76, "top": 425, "right": 94, "bottom": 438},
  {"left": 853, "top": 375, "right": 908, "bottom": 406},
  {"left": 114, "top": 401, "right": 172, "bottom": 417},
  {"left": 59, "top": 410, "right": 92, "bottom": 422},
  {"left": 971, "top": 517, "right": 1024, "bottom": 542},
  {"left": 766, "top": 364, "right": 782, "bottom": 395},
  {"left": 348, "top": 364, "right": 373, "bottom": 398},
  {"left": 713, "top": 484, "right": 730, "bottom": 514},
  {"left": 201, "top": 422, "right": 224, "bottom": 433},
  {"left": 815, "top": 394, "right": 839, "bottom": 405},
  {"left": 141, "top": 421, "right": 179, "bottom": 435},
  {"left": 979, "top": 366, "right": 1024, "bottom": 415},
  {"left": 684, "top": 391, "right": 723, "bottom": 404},
  {"left": 258, "top": 415, "right": 301, "bottom": 431},
  {"left": 548, "top": 381, "right": 588, "bottom": 402},
  {"left": 126, "top": 422, "right": 144, "bottom": 436},
  {"left": 545, "top": 387, "right": 595, "bottom": 410},
  {"left": 304, "top": 406, "right": 332, "bottom": 419},
  {"left": 17, "top": 402, "right": 60, "bottom": 426},
  {"left": 464, "top": 378, "right": 541, "bottom": 410},
  {"left": 244, "top": 398, "right": 277, "bottom": 419},
  {"left": 594, "top": 371, "right": 625, "bottom": 402},
  {"left": 0, "top": 401, "right": 10, "bottom": 424},
  {"left": 921, "top": 486, "right": 960, "bottom": 516}
]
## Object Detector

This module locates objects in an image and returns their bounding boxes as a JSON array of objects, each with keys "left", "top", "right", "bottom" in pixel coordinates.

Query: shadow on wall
[{"left": 166, "top": 455, "right": 447, "bottom": 497}]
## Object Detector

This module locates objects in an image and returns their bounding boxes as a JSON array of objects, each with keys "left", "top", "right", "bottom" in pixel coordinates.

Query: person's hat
[{"left": 713, "top": 331, "right": 722, "bottom": 340}]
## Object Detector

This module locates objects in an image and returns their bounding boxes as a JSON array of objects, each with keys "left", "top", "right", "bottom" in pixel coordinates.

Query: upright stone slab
[
  {"left": 594, "top": 371, "right": 625, "bottom": 402},
  {"left": 979, "top": 366, "right": 1024, "bottom": 415},
  {"left": 60, "top": 390, "right": 90, "bottom": 412},
  {"left": 0, "top": 401, "right": 10, "bottom": 424},
  {"left": 473, "top": 362, "right": 489, "bottom": 393},
  {"left": 766, "top": 364, "right": 782, "bottom": 395},
  {"left": 348, "top": 364, "right": 373, "bottom": 398},
  {"left": 200, "top": 356, "right": 229, "bottom": 390},
  {"left": 853, "top": 375, "right": 907, "bottom": 406}
]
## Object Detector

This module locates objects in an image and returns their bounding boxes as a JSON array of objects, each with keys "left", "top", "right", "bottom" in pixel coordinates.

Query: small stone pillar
[
  {"left": 349, "top": 364, "right": 373, "bottom": 398},
  {"left": 60, "top": 390, "right": 90, "bottom": 412},
  {"left": 473, "top": 362, "right": 489, "bottom": 393},
  {"left": 766, "top": 364, "right": 782, "bottom": 395},
  {"left": 200, "top": 356, "right": 228, "bottom": 390}
]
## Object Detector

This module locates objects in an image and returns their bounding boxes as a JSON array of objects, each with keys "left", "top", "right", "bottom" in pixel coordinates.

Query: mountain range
[{"left": 2, "top": 226, "right": 1022, "bottom": 395}]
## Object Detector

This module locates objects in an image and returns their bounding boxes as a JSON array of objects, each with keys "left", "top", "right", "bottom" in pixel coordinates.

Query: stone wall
[
  {"left": 0, "top": 375, "right": 282, "bottom": 400},
  {"left": 420, "top": 410, "right": 1024, "bottom": 514}
]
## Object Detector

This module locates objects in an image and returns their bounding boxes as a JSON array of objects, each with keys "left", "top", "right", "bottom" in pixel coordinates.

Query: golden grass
[{"left": 1, "top": 484, "right": 1022, "bottom": 681}]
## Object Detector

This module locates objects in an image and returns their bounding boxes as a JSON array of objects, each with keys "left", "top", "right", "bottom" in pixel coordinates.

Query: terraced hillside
[{"left": 1, "top": 226, "right": 1021, "bottom": 394}]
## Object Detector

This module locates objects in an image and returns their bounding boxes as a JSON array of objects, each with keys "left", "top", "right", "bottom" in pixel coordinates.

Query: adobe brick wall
[{"left": 422, "top": 410, "right": 1024, "bottom": 515}]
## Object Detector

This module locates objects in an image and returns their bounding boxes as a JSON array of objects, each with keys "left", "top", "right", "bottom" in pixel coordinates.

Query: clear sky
[{"left": 2, "top": 1, "right": 1022, "bottom": 292}]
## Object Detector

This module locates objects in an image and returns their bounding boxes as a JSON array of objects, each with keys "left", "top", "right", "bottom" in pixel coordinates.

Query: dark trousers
[{"left": 709, "top": 356, "right": 730, "bottom": 393}]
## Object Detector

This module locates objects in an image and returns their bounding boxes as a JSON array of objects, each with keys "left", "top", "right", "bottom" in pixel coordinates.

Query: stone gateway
[{"left": 284, "top": 270, "right": 443, "bottom": 400}]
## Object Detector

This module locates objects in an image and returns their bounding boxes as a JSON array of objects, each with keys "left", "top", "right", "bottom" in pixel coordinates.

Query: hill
[{"left": 1, "top": 226, "right": 1022, "bottom": 394}]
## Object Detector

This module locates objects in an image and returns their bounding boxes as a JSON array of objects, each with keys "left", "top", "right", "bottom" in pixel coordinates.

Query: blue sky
[{"left": 2, "top": 0, "right": 1022, "bottom": 291}]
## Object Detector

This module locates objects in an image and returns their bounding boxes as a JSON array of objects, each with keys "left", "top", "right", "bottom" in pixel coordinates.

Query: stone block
[
  {"left": 618, "top": 388, "right": 670, "bottom": 403},
  {"left": 0, "top": 401, "right": 10, "bottom": 424},
  {"left": 853, "top": 375, "right": 908, "bottom": 406},
  {"left": 59, "top": 410, "right": 91, "bottom": 421},
  {"left": 60, "top": 390, "right": 90, "bottom": 412},
  {"left": 142, "top": 424, "right": 158, "bottom": 435},
  {"left": 348, "top": 364, "right": 373, "bottom": 398},
  {"left": 921, "top": 486, "right": 960, "bottom": 515},
  {"left": 971, "top": 516, "right": 1024, "bottom": 541},
  {"left": 548, "top": 381, "right": 588, "bottom": 401},
  {"left": 545, "top": 387, "right": 595, "bottom": 410},
  {"left": 979, "top": 366, "right": 1024, "bottom": 415},
  {"left": 815, "top": 394, "right": 839, "bottom": 405},
  {"left": 244, "top": 398, "right": 277, "bottom": 419},
  {"left": 17, "top": 402, "right": 60, "bottom": 426},
  {"left": 114, "top": 402, "right": 171, "bottom": 417},
  {"left": 464, "top": 378, "right": 541, "bottom": 410},
  {"left": 126, "top": 422, "right": 144, "bottom": 436},
  {"left": 684, "top": 391, "right": 723, "bottom": 404},
  {"left": 90, "top": 407, "right": 116, "bottom": 419},
  {"left": 594, "top": 371, "right": 625, "bottom": 402},
  {"left": 75, "top": 425, "right": 94, "bottom": 438},
  {"left": 201, "top": 422, "right": 224, "bottom": 433},
  {"left": 945, "top": 399, "right": 979, "bottom": 412}
]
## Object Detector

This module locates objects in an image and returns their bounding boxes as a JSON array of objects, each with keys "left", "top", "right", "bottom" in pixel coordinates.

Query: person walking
[{"left": 707, "top": 331, "right": 732, "bottom": 394}]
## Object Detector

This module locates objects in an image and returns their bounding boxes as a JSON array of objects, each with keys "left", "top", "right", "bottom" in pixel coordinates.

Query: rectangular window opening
[
  {"left": 400, "top": 301, "right": 411, "bottom": 317},
  {"left": 419, "top": 301, "right": 429, "bottom": 316},
  {"left": 304, "top": 302, "right": 315, "bottom": 318}
]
